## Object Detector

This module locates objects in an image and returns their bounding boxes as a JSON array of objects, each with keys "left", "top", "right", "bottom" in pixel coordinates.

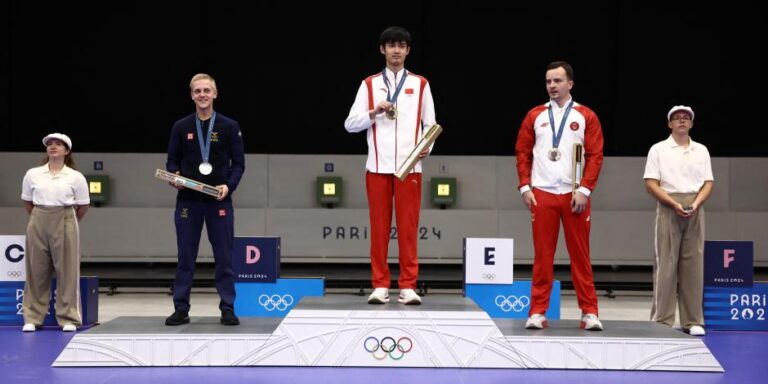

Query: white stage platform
[{"left": 54, "top": 295, "right": 722, "bottom": 371}]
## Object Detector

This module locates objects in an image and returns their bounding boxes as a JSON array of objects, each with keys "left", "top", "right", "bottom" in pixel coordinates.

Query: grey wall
[{"left": 1, "top": 153, "right": 766, "bottom": 265}]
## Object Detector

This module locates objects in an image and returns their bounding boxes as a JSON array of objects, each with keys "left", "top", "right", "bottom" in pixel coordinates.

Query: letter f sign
[
  {"left": 246, "top": 245, "right": 261, "bottom": 264},
  {"left": 723, "top": 249, "right": 735, "bottom": 268}
]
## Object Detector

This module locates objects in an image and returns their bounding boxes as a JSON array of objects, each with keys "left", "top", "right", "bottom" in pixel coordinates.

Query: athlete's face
[
  {"left": 380, "top": 41, "right": 410, "bottom": 69},
  {"left": 546, "top": 67, "right": 573, "bottom": 104},
  {"left": 190, "top": 79, "right": 217, "bottom": 111}
]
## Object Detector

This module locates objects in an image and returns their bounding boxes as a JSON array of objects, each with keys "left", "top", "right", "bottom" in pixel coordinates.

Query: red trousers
[
  {"left": 366, "top": 172, "right": 421, "bottom": 289},
  {"left": 529, "top": 188, "right": 599, "bottom": 316}
]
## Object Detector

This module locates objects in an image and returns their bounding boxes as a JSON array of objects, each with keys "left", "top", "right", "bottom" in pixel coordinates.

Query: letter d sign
[{"left": 246, "top": 245, "right": 261, "bottom": 264}]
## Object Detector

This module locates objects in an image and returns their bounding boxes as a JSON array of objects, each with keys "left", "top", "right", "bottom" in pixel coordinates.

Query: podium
[{"left": 54, "top": 295, "right": 721, "bottom": 371}]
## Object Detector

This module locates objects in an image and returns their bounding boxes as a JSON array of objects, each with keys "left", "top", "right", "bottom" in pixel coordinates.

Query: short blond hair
[{"left": 189, "top": 73, "right": 217, "bottom": 91}]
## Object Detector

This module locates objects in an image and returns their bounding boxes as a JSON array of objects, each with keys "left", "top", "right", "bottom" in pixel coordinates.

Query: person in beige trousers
[
  {"left": 643, "top": 105, "right": 714, "bottom": 336},
  {"left": 20, "top": 133, "right": 90, "bottom": 332}
]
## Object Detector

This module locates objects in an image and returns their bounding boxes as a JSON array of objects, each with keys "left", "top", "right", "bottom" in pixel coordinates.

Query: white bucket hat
[
  {"left": 42, "top": 133, "right": 73, "bottom": 150},
  {"left": 667, "top": 105, "right": 695, "bottom": 121}
]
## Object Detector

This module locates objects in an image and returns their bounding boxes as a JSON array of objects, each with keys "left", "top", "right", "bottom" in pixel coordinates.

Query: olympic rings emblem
[
  {"left": 494, "top": 295, "right": 530, "bottom": 312},
  {"left": 6, "top": 270, "right": 22, "bottom": 278},
  {"left": 363, "top": 336, "right": 413, "bottom": 360},
  {"left": 482, "top": 273, "right": 496, "bottom": 280},
  {"left": 258, "top": 294, "right": 294, "bottom": 311}
]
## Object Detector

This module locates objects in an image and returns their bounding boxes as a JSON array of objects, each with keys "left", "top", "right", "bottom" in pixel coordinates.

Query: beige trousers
[
  {"left": 22, "top": 206, "right": 82, "bottom": 326},
  {"left": 650, "top": 193, "right": 704, "bottom": 329}
]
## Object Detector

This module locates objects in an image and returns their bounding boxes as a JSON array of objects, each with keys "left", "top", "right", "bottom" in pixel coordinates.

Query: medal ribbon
[
  {"left": 195, "top": 111, "right": 217, "bottom": 165},
  {"left": 547, "top": 100, "right": 573, "bottom": 150},
  {"left": 382, "top": 69, "right": 408, "bottom": 105}
]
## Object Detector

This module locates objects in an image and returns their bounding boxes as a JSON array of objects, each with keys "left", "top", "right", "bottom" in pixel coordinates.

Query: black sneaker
[
  {"left": 165, "top": 310, "right": 190, "bottom": 326},
  {"left": 221, "top": 309, "right": 240, "bottom": 326}
]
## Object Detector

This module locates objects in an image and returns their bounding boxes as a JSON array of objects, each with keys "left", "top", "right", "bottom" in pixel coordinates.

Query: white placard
[
  {"left": 464, "top": 237, "right": 513, "bottom": 284},
  {"left": 1, "top": 235, "right": 26, "bottom": 281}
]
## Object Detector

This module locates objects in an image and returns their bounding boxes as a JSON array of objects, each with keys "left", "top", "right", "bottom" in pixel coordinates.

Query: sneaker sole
[
  {"left": 580, "top": 321, "right": 603, "bottom": 331},
  {"left": 367, "top": 297, "right": 390, "bottom": 304},
  {"left": 525, "top": 320, "right": 548, "bottom": 329},
  {"left": 398, "top": 298, "right": 422, "bottom": 305}
]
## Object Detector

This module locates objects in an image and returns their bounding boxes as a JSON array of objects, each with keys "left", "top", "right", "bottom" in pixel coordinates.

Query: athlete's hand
[
  {"left": 522, "top": 190, "right": 538, "bottom": 211},
  {"left": 216, "top": 184, "right": 230, "bottom": 201},
  {"left": 571, "top": 191, "right": 588, "bottom": 214},
  {"left": 169, "top": 171, "right": 183, "bottom": 190}
]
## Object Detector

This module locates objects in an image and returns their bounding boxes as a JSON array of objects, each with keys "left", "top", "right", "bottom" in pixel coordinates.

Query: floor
[{"left": 2, "top": 289, "right": 767, "bottom": 384}]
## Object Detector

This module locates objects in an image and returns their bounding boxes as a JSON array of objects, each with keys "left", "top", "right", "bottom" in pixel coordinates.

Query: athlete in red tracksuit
[
  {"left": 344, "top": 26, "right": 436, "bottom": 305},
  {"left": 515, "top": 61, "right": 604, "bottom": 330}
]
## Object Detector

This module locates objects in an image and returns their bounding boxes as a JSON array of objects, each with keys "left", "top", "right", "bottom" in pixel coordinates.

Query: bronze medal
[{"left": 548, "top": 148, "right": 561, "bottom": 161}]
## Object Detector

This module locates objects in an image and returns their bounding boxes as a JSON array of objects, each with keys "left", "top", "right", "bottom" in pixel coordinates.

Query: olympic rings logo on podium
[
  {"left": 494, "top": 295, "right": 530, "bottom": 312},
  {"left": 363, "top": 336, "right": 413, "bottom": 360},
  {"left": 482, "top": 273, "right": 496, "bottom": 280},
  {"left": 258, "top": 294, "right": 294, "bottom": 311},
  {"left": 6, "top": 270, "right": 22, "bottom": 278}
]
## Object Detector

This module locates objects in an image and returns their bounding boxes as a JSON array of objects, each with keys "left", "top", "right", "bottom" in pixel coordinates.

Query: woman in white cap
[
  {"left": 643, "top": 106, "right": 714, "bottom": 336},
  {"left": 20, "top": 133, "right": 90, "bottom": 332}
]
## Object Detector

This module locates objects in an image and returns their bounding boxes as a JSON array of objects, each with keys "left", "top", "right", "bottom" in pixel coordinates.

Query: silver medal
[{"left": 199, "top": 162, "right": 213, "bottom": 175}]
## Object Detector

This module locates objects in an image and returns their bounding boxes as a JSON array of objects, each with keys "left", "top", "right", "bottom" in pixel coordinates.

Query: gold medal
[{"left": 385, "top": 107, "right": 398, "bottom": 120}]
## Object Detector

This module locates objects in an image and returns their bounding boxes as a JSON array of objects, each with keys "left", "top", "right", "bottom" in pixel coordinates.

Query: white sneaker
[
  {"left": 398, "top": 288, "right": 422, "bottom": 305},
  {"left": 62, "top": 324, "right": 77, "bottom": 332},
  {"left": 581, "top": 313, "right": 603, "bottom": 331},
  {"left": 367, "top": 288, "right": 390, "bottom": 304},
  {"left": 22, "top": 323, "right": 36, "bottom": 332},
  {"left": 525, "top": 314, "right": 547, "bottom": 329},
  {"left": 688, "top": 325, "right": 706, "bottom": 336}
]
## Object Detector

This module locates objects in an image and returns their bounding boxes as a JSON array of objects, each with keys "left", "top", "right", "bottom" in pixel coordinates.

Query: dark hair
[
  {"left": 546, "top": 61, "right": 574, "bottom": 81},
  {"left": 379, "top": 26, "right": 411, "bottom": 47}
]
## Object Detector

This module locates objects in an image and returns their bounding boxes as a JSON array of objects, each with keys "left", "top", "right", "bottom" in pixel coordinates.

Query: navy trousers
[{"left": 173, "top": 199, "right": 236, "bottom": 312}]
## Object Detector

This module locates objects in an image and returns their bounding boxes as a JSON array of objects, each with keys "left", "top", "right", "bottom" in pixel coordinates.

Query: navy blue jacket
[{"left": 166, "top": 112, "right": 245, "bottom": 201}]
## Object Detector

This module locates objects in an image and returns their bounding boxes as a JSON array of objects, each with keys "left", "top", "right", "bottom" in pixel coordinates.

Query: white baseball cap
[
  {"left": 667, "top": 105, "right": 695, "bottom": 121},
  {"left": 42, "top": 133, "right": 73, "bottom": 150}
]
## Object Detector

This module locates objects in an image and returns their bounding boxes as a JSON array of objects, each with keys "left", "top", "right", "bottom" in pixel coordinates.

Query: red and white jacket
[
  {"left": 345, "top": 68, "right": 436, "bottom": 174},
  {"left": 515, "top": 98, "right": 604, "bottom": 195}
]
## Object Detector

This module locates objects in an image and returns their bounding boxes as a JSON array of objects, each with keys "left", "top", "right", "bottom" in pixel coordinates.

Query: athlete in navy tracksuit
[{"left": 165, "top": 73, "right": 245, "bottom": 326}]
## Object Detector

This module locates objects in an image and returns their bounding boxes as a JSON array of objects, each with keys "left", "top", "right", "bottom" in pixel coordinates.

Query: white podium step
[
  {"left": 494, "top": 319, "right": 722, "bottom": 371},
  {"left": 54, "top": 295, "right": 722, "bottom": 371}
]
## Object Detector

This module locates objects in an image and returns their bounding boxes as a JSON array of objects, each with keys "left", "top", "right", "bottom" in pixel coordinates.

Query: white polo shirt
[
  {"left": 21, "top": 165, "right": 90, "bottom": 206},
  {"left": 643, "top": 135, "right": 714, "bottom": 193}
]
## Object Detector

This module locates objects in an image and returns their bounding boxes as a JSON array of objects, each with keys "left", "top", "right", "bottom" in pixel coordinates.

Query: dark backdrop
[{"left": 0, "top": 1, "right": 759, "bottom": 156}]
